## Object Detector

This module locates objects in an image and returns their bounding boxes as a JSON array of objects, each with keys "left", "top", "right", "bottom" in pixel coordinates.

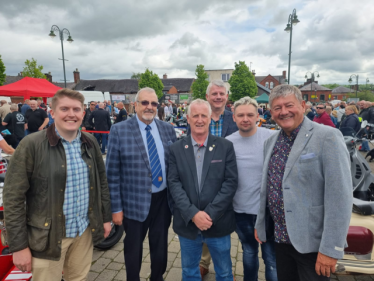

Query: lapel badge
[
  {"left": 158, "top": 176, "right": 163, "bottom": 182},
  {"left": 213, "top": 144, "right": 215, "bottom": 147},
  {"left": 209, "top": 147, "right": 213, "bottom": 151},
  {"left": 306, "top": 134, "right": 309, "bottom": 137},
  {"left": 185, "top": 145, "right": 188, "bottom": 149}
]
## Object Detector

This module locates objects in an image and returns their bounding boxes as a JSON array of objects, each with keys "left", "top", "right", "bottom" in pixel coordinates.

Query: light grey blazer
[{"left": 255, "top": 117, "right": 353, "bottom": 259}]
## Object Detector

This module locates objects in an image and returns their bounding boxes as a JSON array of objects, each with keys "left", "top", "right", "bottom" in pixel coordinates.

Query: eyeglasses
[
  {"left": 316, "top": 107, "right": 325, "bottom": 109},
  {"left": 137, "top": 100, "right": 158, "bottom": 107}
]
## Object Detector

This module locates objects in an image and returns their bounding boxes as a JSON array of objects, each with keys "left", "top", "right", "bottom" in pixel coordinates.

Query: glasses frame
[{"left": 137, "top": 100, "right": 159, "bottom": 107}]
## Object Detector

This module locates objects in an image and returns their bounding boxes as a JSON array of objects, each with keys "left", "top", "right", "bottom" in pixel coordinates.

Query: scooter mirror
[{"left": 362, "top": 120, "right": 368, "bottom": 128}]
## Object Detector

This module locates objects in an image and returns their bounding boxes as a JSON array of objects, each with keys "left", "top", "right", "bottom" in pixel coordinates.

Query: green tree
[
  {"left": 22, "top": 58, "right": 46, "bottom": 79},
  {"left": 228, "top": 61, "right": 257, "bottom": 101},
  {"left": 348, "top": 91, "right": 374, "bottom": 102},
  {"left": 138, "top": 69, "right": 164, "bottom": 99},
  {"left": 0, "top": 55, "right": 5, "bottom": 86},
  {"left": 131, "top": 72, "right": 142, "bottom": 80},
  {"left": 191, "top": 64, "right": 209, "bottom": 100}
]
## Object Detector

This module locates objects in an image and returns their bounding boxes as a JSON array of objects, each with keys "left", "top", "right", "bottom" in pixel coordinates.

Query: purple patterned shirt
[{"left": 267, "top": 122, "right": 303, "bottom": 244}]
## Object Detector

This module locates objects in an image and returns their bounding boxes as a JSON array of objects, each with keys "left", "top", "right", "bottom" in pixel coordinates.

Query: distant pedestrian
[
  {"left": 2, "top": 104, "right": 26, "bottom": 148},
  {"left": 25, "top": 100, "right": 49, "bottom": 134},
  {"left": 114, "top": 102, "right": 127, "bottom": 124},
  {"left": 88, "top": 102, "right": 111, "bottom": 154}
]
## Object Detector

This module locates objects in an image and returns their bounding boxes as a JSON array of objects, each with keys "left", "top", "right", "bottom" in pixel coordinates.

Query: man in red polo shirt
[{"left": 313, "top": 104, "right": 335, "bottom": 128}]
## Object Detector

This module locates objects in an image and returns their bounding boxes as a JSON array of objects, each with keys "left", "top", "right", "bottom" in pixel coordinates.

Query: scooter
[{"left": 336, "top": 121, "right": 374, "bottom": 274}]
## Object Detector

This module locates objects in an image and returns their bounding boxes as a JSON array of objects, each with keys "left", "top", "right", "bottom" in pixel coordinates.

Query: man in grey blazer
[{"left": 255, "top": 85, "right": 352, "bottom": 281}]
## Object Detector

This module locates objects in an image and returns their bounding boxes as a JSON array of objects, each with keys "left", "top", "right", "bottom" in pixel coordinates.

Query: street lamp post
[
  {"left": 305, "top": 71, "right": 320, "bottom": 102},
  {"left": 48, "top": 25, "right": 74, "bottom": 88},
  {"left": 284, "top": 9, "right": 300, "bottom": 85},
  {"left": 348, "top": 74, "right": 359, "bottom": 98},
  {"left": 366, "top": 78, "right": 370, "bottom": 90}
]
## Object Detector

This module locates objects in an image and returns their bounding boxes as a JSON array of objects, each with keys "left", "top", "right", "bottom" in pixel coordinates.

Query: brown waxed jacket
[{"left": 3, "top": 124, "right": 112, "bottom": 261}]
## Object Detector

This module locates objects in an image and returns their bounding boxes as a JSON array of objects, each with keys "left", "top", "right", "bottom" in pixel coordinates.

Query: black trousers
[
  {"left": 275, "top": 243, "right": 330, "bottom": 281},
  {"left": 123, "top": 189, "right": 171, "bottom": 281}
]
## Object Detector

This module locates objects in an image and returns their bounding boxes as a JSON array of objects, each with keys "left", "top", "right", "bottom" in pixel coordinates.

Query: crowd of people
[
  {"left": 305, "top": 100, "right": 374, "bottom": 151},
  {"left": 2, "top": 81, "right": 354, "bottom": 281}
]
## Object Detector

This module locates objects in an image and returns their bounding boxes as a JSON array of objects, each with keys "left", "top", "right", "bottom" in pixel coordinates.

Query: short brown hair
[{"left": 52, "top": 89, "right": 84, "bottom": 109}]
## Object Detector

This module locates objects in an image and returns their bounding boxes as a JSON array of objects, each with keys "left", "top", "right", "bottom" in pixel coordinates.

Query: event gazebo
[{"left": 0, "top": 77, "right": 62, "bottom": 103}]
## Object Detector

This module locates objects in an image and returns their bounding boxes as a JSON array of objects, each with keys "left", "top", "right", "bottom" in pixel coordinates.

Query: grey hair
[
  {"left": 187, "top": 99, "right": 212, "bottom": 116},
  {"left": 269, "top": 84, "right": 303, "bottom": 108},
  {"left": 306, "top": 101, "right": 312, "bottom": 107},
  {"left": 206, "top": 79, "right": 227, "bottom": 96},
  {"left": 135, "top": 87, "right": 156, "bottom": 101},
  {"left": 233, "top": 96, "right": 258, "bottom": 112},
  {"left": 10, "top": 103, "right": 18, "bottom": 111}
]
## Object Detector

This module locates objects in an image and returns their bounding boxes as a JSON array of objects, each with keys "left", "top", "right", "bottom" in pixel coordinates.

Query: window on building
[
  {"left": 343, "top": 96, "right": 346, "bottom": 100},
  {"left": 333, "top": 96, "right": 337, "bottom": 100},
  {"left": 303, "top": 94, "right": 308, "bottom": 101},
  {"left": 265, "top": 82, "right": 269, "bottom": 88},
  {"left": 320, "top": 95, "right": 325, "bottom": 101},
  {"left": 222, "top": 73, "right": 230, "bottom": 81},
  {"left": 270, "top": 82, "right": 274, "bottom": 89}
]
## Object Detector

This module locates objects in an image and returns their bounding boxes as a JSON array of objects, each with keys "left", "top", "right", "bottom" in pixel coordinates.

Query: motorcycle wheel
[{"left": 94, "top": 223, "right": 124, "bottom": 250}]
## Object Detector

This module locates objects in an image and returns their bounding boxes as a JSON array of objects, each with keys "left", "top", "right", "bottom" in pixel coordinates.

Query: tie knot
[{"left": 145, "top": 125, "right": 151, "bottom": 131}]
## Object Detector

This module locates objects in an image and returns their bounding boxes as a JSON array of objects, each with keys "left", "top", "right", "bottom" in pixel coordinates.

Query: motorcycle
[
  {"left": 166, "top": 114, "right": 188, "bottom": 128},
  {"left": 336, "top": 121, "right": 374, "bottom": 274}
]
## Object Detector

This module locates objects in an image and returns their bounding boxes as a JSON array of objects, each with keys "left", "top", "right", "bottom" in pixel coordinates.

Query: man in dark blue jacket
[{"left": 88, "top": 102, "right": 111, "bottom": 154}]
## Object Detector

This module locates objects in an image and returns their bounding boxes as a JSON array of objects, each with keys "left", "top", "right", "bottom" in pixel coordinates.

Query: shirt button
[
  {"left": 149, "top": 173, "right": 152, "bottom": 177},
  {"left": 148, "top": 188, "right": 152, "bottom": 193}
]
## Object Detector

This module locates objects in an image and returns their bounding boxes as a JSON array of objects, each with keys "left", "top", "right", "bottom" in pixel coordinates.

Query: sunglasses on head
[{"left": 137, "top": 100, "right": 158, "bottom": 107}]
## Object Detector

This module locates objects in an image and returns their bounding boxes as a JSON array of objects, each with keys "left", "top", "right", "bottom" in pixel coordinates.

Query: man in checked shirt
[{"left": 4, "top": 89, "right": 112, "bottom": 280}]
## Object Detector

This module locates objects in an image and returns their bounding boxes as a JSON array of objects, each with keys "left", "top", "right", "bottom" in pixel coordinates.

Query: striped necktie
[{"left": 145, "top": 125, "right": 163, "bottom": 188}]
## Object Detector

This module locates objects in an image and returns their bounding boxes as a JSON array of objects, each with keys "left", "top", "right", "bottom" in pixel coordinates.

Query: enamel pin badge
[
  {"left": 185, "top": 145, "right": 188, "bottom": 149},
  {"left": 209, "top": 147, "right": 213, "bottom": 151}
]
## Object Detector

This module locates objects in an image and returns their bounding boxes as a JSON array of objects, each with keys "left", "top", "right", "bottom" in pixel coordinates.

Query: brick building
[
  {"left": 300, "top": 82, "right": 332, "bottom": 102},
  {"left": 254, "top": 70, "right": 287, "bottom": 89}
]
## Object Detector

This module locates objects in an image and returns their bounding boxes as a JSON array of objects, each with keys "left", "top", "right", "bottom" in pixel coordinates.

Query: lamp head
[
  {"left": 348, "top": 77, "right": 352, "bottom": 83},
  {"left": 292, "top": 15, "right": 300, "bottom": 26},
  {"left": 317, "top": 74, "right": 320, "bottom": 78},
  {"left": 67, "top": 36, "right": 74, "bottom": 43},
  {"left": 48, "top": 30, "right": 56, "bottom": 38},
  {"left": 305, "top": 74, "right": 307, "bottom": 79},
  {"left": 284, "top": 23, "right": 291, "bottom": 33}
]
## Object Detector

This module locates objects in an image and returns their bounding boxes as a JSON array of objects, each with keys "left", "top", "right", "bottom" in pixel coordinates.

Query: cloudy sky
[{"left": 1, "top": 0, "right": 373, "bottom": 86}]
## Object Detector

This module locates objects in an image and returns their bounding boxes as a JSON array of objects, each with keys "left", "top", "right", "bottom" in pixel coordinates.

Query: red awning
[{"left": 0, "top": 77, "right": 62, "bottom": 100}]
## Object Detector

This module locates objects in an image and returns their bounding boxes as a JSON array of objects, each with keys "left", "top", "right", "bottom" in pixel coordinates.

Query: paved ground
[{"left": 88, "top": 149, "right": 374, "bottom": 280}]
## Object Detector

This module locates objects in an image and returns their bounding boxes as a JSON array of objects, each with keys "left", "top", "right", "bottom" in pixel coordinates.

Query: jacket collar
[{"left": 47, "top": 123, "right": 92, "bottom": 148}]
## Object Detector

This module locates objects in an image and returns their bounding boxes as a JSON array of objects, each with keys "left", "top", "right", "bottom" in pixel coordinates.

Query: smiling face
[
  {"left": 206, "top": 85, "right": 228, "bottom": 112},
  {"left": 50, "top": 96, "right": 84, "bottom": 136},
  {"left": 187, "top": 103, "right": 211, "bottom": 137},
  {"left": 135, "top": 90, "right": 158, "bottom": 123},
  {"left": 271, "top": 94, "right": 305, "bottom": 135}
]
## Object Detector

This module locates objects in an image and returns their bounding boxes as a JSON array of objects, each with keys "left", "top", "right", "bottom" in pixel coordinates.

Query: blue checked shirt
[
  {"left": 210, "top": 114, "right": 224, "bottom": 137},
  {"left": 56, "top": 129, "right": 90, "bottom": 238}
]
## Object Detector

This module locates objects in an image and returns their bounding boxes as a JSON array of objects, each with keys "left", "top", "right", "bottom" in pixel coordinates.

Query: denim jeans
[
  {"left": 235, "top": 212, "right": 278, "bottom": 281},
  {"left": 360, "top": 128, "right": 371, "bottom": 151},
  {"left": 179, "top": 234, "right": 233, "bottom": 281},
  {"left": 94, "top": 133, "right": 108, "bottom": 153}
]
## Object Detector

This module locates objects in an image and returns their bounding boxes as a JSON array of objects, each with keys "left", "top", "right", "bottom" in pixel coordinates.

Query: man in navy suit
[{"left": 106, "top": 87, "right": 177, "bottom": 281}]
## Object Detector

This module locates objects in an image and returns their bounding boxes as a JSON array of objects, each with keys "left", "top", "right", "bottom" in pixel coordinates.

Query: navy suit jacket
[
  {"left": 106, "top": 116, "right": 177, "bottom": 222},
  {"left": 187, "top": 110, "right": 238, "bottom": 137}
]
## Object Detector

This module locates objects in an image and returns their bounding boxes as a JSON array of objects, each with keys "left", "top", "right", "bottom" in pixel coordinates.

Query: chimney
[
  {"left": 44, "top": 72, "right": 52, "bottom": 82},
  {"left": 251, "top": 69, "right": 256, "bottom": 76},
  {"left": 73, "top": 68, "right": 80, "bottom": 84},
  {"left": 282, "top": 70, "right": 286, "bottom": 79},
  {"left": 163, "top": 73, "right": 167, "bottom": 79},
  {"left": 19, "top": 72, "right": 23, "bottom": 76}
]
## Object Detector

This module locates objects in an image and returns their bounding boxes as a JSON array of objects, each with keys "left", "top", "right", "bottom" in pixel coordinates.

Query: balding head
[
  {"left": 29, "top": 100, "right": 37, "bottom": 110},
  {"left": 117, "top": 102, "right": 124, "bottom": 109},
  {"left": 99, "top": 102, "right": 105, "bottom": 109},
  {"left": 0, "top": 100, "right": 7, "bottom": 106}
]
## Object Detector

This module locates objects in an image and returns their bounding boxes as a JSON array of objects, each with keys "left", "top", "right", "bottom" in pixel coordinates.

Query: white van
[
  {"left": 78, "top": 91, "right": 105, "bottom": 105},
  {"left": 0, "top": 97, "right": 12, "bottom": 104}
]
